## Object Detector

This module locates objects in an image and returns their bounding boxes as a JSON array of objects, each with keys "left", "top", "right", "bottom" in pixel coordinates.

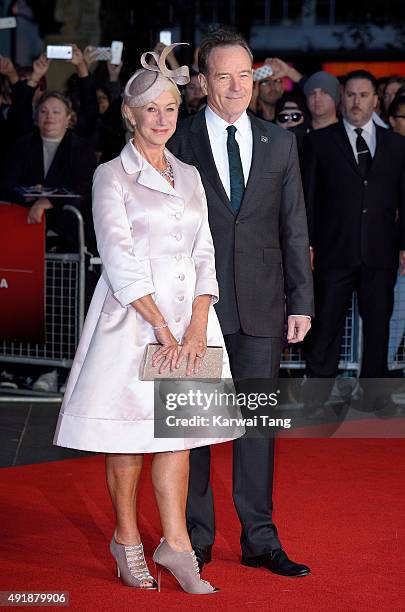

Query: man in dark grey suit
[{"left": 168, "top": 30, "right": 314, "bottom": 577}]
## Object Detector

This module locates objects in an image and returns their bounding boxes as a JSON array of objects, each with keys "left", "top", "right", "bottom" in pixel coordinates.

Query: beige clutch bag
[{"left": 140, "top": 343, "right": 223, "bottom": 380}]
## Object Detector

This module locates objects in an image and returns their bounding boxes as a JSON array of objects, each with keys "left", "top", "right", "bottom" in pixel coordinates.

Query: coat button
[
  {"left": 177, "top": 295, "right": 185, "bottom": 302},
  {"left": 362, "top": 208, "right": 368, "bottom": 213},
  {"left": 175, "top": 212, "right": 182, "bottom": 220},
  {"left": 175, "top": 254, "right": 182, "bottom": 261},
  {"left": 174, "top": 233, "right": 182, "bottom": 241},
  {"left": 175, "top": 316, "right": 181, "bottom": 323},
  {"left": 178, "top": 273, "right": 185, "bottom": 281},
  {"left": 363, "top": 180, "right": 368, "bottom": 186}
]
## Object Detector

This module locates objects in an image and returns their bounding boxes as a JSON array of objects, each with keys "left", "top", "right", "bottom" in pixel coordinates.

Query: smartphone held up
[
  {"left": 83, "top": 40, "right": 123, "bottom": 65},
  {"left": 159, "top": 31, "right": 172, "bottom": 46},
  {"left": 0, "top": 17, "right": 16, "bottom": 30},
  {"left": 46, "top": 45, "right": 73, "bottom": 60}
]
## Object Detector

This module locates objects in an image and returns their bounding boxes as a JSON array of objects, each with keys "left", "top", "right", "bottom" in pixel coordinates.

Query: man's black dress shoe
[
  {"left": 193, "top": 546, "right": 212, "bottom": 573},
  {"left": 241, "top": 549, "right": 310, "bottom": 577}
]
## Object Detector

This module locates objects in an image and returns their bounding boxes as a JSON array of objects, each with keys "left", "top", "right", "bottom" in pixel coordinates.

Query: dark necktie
[
  {"left": 354, "top": 127, "right": 372, "bottom": 177},
  {"left": 226, "top": 125, "right": 245, "bottom": 213}
]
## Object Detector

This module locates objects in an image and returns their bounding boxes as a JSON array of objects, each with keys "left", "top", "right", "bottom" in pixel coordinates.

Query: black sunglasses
[{"left": 277, "top": 111, "right": 303, "bottom": 124}]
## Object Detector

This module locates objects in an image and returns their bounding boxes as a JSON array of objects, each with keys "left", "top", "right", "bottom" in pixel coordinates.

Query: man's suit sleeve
[
  {"left": 92, "top": 164, "right": 156, "bottom": 307},
  {"left": 191, "top": 169, "right": 219, "bottom": 304},
  {"left": 300, "top": 131, "right": 317, "bottom": 247},
  {"left": 279, "top": 132, "right": 314, "bottom": 317}
]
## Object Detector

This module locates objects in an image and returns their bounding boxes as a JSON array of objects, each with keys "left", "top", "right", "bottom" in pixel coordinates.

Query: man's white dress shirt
[
  {"left": 343, "top": 117, "right": 376, "bottom": 161},
  {"left": 205, "top": 105, "right": 252, "bottom": 197}
]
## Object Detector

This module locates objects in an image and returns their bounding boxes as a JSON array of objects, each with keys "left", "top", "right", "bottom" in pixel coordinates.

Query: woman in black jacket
[{"left": 1, "top": 91, "right": 97, "bottom": 251}]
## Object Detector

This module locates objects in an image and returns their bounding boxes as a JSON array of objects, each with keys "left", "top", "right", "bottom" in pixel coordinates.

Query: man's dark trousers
[{"left": 186, "top": 332, "right": 282, "bottom": 557}]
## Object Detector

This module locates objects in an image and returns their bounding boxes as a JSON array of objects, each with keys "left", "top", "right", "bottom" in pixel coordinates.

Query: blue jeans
[{"left": 388, "top": 268, "right": 405, "bottom": 365}]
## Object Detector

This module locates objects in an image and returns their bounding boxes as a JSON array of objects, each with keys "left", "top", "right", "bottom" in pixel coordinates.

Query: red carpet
[{"left": 1, "top": 439, "right": 404, "bottom": 611}]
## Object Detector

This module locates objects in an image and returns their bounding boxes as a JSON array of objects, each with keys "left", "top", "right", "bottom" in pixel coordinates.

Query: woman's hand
[
  {"left": 152, "top": 326, "right": 180, "bottom": 373},
  {"left": 107, "top": 60, "right": 123, "bottom": 82},
  {"left": 0, "top": 56, "right": 19, "bottom": 85},
  {"left": 68, "top": 44, "right": 89, "bottom": 77},
  {"left": 28, "top": 53, "right": 51, "bottom": 88},
  {"left": 27, "top": 197, "right": 53, "bottom": 224},
  {"left": 176, "top": 321, "right": 207, "bottom": 376}
]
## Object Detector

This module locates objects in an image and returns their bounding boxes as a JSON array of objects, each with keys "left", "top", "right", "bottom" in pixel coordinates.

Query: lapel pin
[{"left": 261, "top": 135, "right": 268, "bottom": 143}]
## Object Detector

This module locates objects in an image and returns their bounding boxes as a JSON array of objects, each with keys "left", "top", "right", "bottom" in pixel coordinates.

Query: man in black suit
[
  {"left": 302, "top": 70, "right": 405, "bottom": 386},
  {"left": 169, "top": 30, "right": 313, "bottom": 577}
]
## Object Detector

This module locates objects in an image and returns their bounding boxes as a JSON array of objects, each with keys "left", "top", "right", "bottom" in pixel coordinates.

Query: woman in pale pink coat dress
[{"left": 53, "top": 45, "right": 242, "bottom": 595}]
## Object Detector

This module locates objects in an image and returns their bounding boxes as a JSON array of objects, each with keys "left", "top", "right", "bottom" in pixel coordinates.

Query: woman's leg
[
  {"left": 152, "top": 450, "right": 192, "bottom": 552},
  {"left": 106, "top": 453, "right": 155, "bottom": 588},
  {"left": 105, "top": 453, "right": 143, "bottom": 545}
]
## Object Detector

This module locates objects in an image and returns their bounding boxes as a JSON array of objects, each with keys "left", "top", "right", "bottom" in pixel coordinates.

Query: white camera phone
[
  {"left": 0, "top": 17, "right": 17, "bottom": 30},
  {"left": 92, "top": 47, "right": 111, "bottom": 61},
  {"left": 159, "top": 30, "right": 172, "bottom": 46},
  {"left": 46, "top": 45, "right": 73, "bottom": 60},
  {"left": 110, "top": 40, "right": 123, "bottom": 65}
]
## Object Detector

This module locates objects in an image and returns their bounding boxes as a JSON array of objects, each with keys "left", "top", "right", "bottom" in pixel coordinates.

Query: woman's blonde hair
[{"left": 121, "top": 80, "right": 181, "bottom": 133}]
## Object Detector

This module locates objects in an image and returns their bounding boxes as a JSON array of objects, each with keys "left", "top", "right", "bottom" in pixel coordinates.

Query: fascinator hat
[{"left": 123, "top": 43, "right": 190, "bottom": 108}]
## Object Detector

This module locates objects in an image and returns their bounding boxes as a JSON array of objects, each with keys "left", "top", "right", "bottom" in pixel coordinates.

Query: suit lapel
[
  {"left": 334, "top": 120, "right": 386, "bottom": 177},
  {"left": 239, "top": 114, "right": 269, "bottom": 214},
  {"left": 137, "top": 162, "right": 176, "bottom": 197},
  {"left": 189, "top": 111, "right": 234, "bottom": 214},
  {"left": 332, "top": 122, "right": 362, "bottom": 177},
  {"left": 369, "top": 124, "right": 385, "bottom": 174},
  {"left": 121, "top": 140, "right": 182, "bottom": 199}
]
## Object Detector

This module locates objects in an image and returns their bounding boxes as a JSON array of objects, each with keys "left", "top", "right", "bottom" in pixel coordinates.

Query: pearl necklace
[
  {"left": 132, "top": 139, "right": 174, "bottom": 184},
  {"left": 159, "top": 155, "right": 174, "bottom": 183}
]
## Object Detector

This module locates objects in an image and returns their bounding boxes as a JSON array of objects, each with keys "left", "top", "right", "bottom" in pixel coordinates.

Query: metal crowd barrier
[
  {"left": 280, "top": 293, "right": 361, "bottom": 371},
  {"left": 388, "top": 269, "right": 405, "bottom": 371},
  {"left": 2, "top": 206, "right": 402, "bottom": 377},
  {"left": 0, "top": 205, "right": 86, "bottom": 369}
]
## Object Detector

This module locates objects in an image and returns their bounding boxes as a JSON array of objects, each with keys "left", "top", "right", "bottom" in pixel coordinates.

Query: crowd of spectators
[{"left": 1, "top": 39, "right": 405, "bottom": 395}]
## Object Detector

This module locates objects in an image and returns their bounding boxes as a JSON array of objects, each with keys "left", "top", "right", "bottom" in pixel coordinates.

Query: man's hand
[
  {"left": 28, "top": 53, "right": 51, "bottom": 88},
  {"left": 68, "top": 44, "right": 88, "bottom": 77},
  {"left": 27, "top": 198, "right": 53, "bottom": 224},
  {"left": 83, "top": 45, "right": 98, "bottom": 66},
  {"left": 399, "top": 250, "right": 405, "bottom": 275},
  {"left": 265, "top": 57, "right": 303, "bottom": 83},
  {"left": 0, "top": 56, "right": 19, "bottom": 85},
  {"left": 287, "top": 315, "right": 311, "bottom": 343},
  {"left": 309, "top": 246, "right": 314, "bottom": 271},
  {"left": 153, "top": 42, "right": 166, "bottom": 55}
]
